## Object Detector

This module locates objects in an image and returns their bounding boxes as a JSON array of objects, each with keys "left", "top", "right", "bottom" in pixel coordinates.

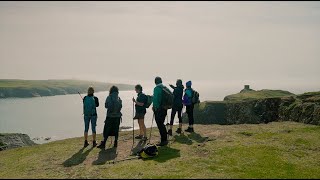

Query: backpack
[
  {"left": 161, "top": 86, "right": 174, "bottom": 109},
  {"left": 192, "top": 90, "right": 200, "bottom": 104},
  {"left": 139, "top": 144, "right": 159, "bottom": 159},
  {"left": 110, "top": 97, "right": 122, "bottom": 116},
  {"left": 83, "top": 96, "right": 96, "bottom": 116},
  {"left": 144, "top": 95, "right": 153, "bottom": 108}
]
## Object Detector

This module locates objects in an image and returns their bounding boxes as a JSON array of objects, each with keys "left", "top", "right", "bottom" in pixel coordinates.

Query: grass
[
  {"left": 224, "top": 89, "right": 295, "bottom": 101},
  {"left": 0, "top": 122, "right": 320, "bottom": 178}
]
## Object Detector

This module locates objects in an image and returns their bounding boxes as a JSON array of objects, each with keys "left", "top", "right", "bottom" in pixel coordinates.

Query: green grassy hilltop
[
  {"left": 0, "top": 79, "right": 134, "bottom": 98},
  {"left": 1, "top": 122, "right": 320, "bottom": 179}
]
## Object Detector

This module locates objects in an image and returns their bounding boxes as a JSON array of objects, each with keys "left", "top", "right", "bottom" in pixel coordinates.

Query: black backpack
[
  {"left": 192, "top": 90, "right": 200, "bottom": 104},
  {"left": 161, "top": 86, "right": 174, "bottom": 109},
  {"left": 144, "top": 95, "right": 153, "bottom": 108},
  {"left": 139, "top": 144, "right": 159, "bottom": 159}
]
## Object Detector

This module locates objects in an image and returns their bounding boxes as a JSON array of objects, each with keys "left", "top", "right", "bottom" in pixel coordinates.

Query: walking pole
[
  {"left": 148, "top": 113, "right": 155, "bottom": 144},
  {"left": 131, "top": 99, "right": 135, "bottom": 150}
]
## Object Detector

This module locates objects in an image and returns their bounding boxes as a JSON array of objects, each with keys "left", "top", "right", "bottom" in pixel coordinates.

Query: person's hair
[
  {"left": 109, "top": 85, "right": 119, "bottom": 95},
  {"left": 155, "top": 76, "right": 162, "bottom": 85},
  {"left": 135, "top": 84, "right": 143, "bottom": 92},
  {"left": 87, "top": 86, "right": 94, "bottom": 95},
  {"left": 176, "top": 79, "right": 183, "bottom": 87}
]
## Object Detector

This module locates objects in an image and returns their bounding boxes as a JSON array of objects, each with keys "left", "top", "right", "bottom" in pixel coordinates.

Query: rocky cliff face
[
  {"left": 183, "top": 91, "right": 320, "bottom": 126},
  {"left": 0, "top": 133, "right": 37, "bottom": 151}
]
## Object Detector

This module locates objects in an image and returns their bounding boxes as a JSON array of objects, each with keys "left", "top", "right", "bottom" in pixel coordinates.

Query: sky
[{"left": 0, "top": 1, "right": 319, "bottom": 94}]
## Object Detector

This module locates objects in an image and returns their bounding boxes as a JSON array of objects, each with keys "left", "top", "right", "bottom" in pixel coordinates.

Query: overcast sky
[{"left": 0, "top": 1, "right": 319, "bottom": 92}]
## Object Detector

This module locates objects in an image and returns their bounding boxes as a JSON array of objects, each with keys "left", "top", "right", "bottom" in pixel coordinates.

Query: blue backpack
[{"left": 83, "top": 96, "right": 96, "bottom": 116}]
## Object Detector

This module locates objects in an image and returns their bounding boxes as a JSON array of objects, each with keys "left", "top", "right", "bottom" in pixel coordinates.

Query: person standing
[
  {"left": 168, "top": 79, "right": 184, "bottom": 136},
  {"left": 183, "top": 81, "right": 195, "bottom": 133},
  {"left": 83, "top": 86, "right": 99, "bottom": 147},
  {"left": 132, "top": 84, "right": 148, "bottom": 141},
  {"left": 152, "top": 76, "right": 169, "bottom": 146},
  {"left": 97, "top": 86, "right": 122, "bottom": 149}
]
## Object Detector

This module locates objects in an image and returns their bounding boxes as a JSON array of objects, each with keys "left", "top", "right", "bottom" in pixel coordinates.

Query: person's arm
[
  {"left": 105, "top": 96, "right": 111, "bottom": 109},
  {"left": 169, "top": 84, "right": 176, "bottom": 90},
  {"left": 94, "top": 97, "right": 99, "bottom": 107}
]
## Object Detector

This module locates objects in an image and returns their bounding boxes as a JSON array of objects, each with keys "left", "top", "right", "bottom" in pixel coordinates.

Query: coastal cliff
[
  {"left": 183, "top": 89, "right": 320, "bottom": 126},
  {"left": 0, "top": 79, "right": 135, "bottom": 98}
]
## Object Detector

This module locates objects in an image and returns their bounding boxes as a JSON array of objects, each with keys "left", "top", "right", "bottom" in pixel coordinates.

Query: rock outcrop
[
  {"left": 0, "top": 133, "right": 37, "bottom": 151},
  {"left": 183, "top": 90, "right": 320, "bottom": 126}
]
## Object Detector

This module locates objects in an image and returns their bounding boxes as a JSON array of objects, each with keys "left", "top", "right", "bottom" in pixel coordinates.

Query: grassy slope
[
  {"left": 0, "top": 122, "right": 320, "bottom": 179},
  {"left": 224, "top": 89, "right": 295, "bottom": 101}
]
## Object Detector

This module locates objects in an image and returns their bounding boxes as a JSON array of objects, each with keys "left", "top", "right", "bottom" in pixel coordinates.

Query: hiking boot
[
  {"left": 135, "top": 135, "right": 143, "bottom": 139},
  {"left": 185, "top": 127, "right": 194, "bottom": 133},
  {"left": 168, "top": 129, "right": 173, "bottom": 136},
  {"left": 97, "top": 141, "right": 106, "bottom": 149},
  {"left": 114, "top": 140, "right": 118, "bottom": 148},
  {"left": 176, "top": 128, "right": 182, "bottom": 134},
  {"left": 141, "top": 136, "right": 148, "bottom": 141},
  {"left": 92, "top": 141, "right": 97, "bottom": 147},
  {"left": 84, "top": 140, "right": 89, "bottom": 148},
  {"left": 156, "top": 141, "right": 168, "bottom": 146}
]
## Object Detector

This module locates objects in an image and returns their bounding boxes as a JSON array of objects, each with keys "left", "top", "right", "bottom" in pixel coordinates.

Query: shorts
[{"left": 133, "top": 112, "right": 145, "bottom": 120}]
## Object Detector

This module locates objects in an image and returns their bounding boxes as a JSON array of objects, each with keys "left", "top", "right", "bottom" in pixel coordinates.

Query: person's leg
[
  {"left": 114, "top": 117, "right": 121, "bottom": 147},
  {"left": 139, "top": 118, "right": 147, "bottom": 137},
  {"left": 138, "top": 118, "right": 143, "bottom": 136},
  {"left": 84, "top": 116, "right": 90, "bottom": 140},
  {"left": 190, "top": 104, "right": 194, "bottom": 128},
  {"left": 170, "top": 109, "right": 177, "bottom": 129},
  {"left": 91, "top": 116, "right": 97, "bottom": 146},
  {"left": 176, "top": 108, "right": 182, "bottom": 134},
  {"left": 155, "top": 109, "right": 167, "bottom": 142}
]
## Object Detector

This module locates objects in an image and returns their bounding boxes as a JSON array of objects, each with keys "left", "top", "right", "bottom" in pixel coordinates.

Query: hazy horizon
[{"left": 1, "top": 1, "right": 319, "bottom": 93}]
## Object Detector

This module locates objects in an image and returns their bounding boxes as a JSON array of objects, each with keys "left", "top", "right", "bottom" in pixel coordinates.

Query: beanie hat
[{"left": 186, "top": 81, "right": 192, "bottom": 87}]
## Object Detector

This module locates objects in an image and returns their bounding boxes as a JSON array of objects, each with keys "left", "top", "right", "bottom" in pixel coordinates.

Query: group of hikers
[{"left": 82, "top": 76, "right": 200, "bottom": 149}]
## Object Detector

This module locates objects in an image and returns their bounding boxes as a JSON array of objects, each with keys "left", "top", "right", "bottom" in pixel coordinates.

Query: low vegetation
[{"left": 0, "top": 122, "right": 319, "bottom": 178}]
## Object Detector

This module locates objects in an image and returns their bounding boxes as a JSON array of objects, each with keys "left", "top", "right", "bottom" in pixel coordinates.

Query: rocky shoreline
[{"left": 0, "top": 133, "right": 37, "bottom": 151}]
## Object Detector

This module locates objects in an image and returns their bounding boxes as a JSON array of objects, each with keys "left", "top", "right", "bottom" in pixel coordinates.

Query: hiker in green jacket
[{"left": 152, "top": 76, "right": 168, "bottom": 146}]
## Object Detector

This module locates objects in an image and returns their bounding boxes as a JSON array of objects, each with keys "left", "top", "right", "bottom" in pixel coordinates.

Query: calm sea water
[{"left": 0, "top": 82, "right": 317, "bottom": 143}]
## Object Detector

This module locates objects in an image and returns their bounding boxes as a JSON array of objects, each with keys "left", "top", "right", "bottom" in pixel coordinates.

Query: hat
[{"left": 186, "top": 81, "right": 192, "bottom": 87}]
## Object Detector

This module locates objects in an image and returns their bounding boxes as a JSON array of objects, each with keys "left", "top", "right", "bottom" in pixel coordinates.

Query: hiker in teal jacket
[
  {"left": 83, "top": 86, "right": 99, "bottom": 148},
  {"left": 152, "top": 76, "right": 168, "bottom": 146}
]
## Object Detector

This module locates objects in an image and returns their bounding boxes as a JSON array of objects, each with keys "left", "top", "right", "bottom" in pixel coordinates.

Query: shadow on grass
[
  {"left": 173, "top": 134, "right": 193, "bottom": 145},
  {"left": 63, "top": 147, "right": 94, "bottom": 167},
  {"left": 131, "top": 140, "right": 147, "bottom": 155},
  {"left": 143, "top": 146, "right": 180, "bottom": 163},
  {"left": 92, "top": 147, "right": 117, "bottom": 165},
  {"left": 187, "top": 132, "right": 208, "bottom": 143}
]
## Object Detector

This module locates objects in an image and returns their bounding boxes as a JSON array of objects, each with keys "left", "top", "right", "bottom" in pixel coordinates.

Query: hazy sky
[{"left": 0, "top": 1, "right": 319, "bottom": 91}]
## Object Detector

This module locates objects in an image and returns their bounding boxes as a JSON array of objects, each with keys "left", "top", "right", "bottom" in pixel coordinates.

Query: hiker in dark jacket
[
  {"left": 97, "top": 86, "right": 122, "bottom": 149},
  {"left": 83, "top": 86, "right": 99, "bottom": 147},
  {"left": 132, "top": 84, "right": 148, "bottom": 141},
  {"left": 152, "top": 76, "right": 168, "bottom": 146},
  {"left": 168, "top": 79, "right": 184, "bottom": 136},
  {"left": 183, "top": 81, "right": 195, "bottom": 133}
]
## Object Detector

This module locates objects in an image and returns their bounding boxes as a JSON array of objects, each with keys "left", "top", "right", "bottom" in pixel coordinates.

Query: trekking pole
[
  {"left": 78, "top": 92, "right": 83, "bottom": 100},
  {"left": 148, "top": 113, "right": 155, "bottom": 144}
]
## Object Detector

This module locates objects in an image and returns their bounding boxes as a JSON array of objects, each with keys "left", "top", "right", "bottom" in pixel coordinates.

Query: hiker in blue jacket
[
  {"left": 168, "top": 79, "right": 184, "bottom": 136},
  {"left": 183, "top": 81, "right": 195, "bottom": 133},
  {"left": 83, "top": 86, "right": 99, "bottom": 147}
]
